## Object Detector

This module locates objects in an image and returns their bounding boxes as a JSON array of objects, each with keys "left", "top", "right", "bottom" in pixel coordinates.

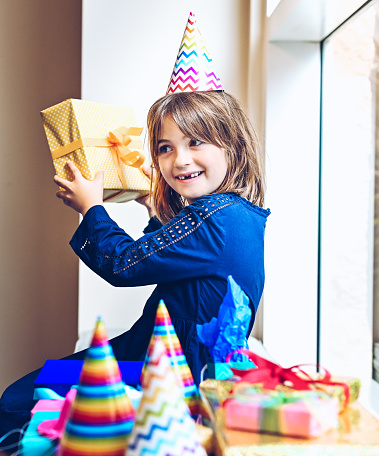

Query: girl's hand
[
  {"left": 135, "top": 164, "right": 156, "bottom": 218},
  {"left": 54, "top": 161, "right": 104, "bottom": 216}
]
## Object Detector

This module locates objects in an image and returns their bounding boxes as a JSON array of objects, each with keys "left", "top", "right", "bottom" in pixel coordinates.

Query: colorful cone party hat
[
  {"left": 127, "top": 337, "right": 207, "bottom": 456},
  {"left": 166, "top": 11, "right": 223, "bottom": 94},
  {"left": 58, "top": 317, "right": 135, "bottom": 456},
  {"left": 141, "top": 300, "right": 199, "bottom": 414}
]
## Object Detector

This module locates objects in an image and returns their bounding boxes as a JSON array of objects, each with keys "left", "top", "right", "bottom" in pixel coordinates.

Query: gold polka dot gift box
[{"left": 41, "top": 99, "right": 151, "bottom": 203}]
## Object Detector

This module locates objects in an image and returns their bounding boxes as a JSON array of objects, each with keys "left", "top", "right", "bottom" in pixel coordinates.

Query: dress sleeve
[{"left": 70, "top": 204, "right": 226, "bottom": 287}]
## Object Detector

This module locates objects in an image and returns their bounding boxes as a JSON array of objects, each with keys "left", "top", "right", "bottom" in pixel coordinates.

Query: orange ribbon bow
[
  {"left": 105, "top": 126, "right": 145, "bottom": 193},
  {"left": 106, "top": 126, "right": 145, "bottom": 168}
]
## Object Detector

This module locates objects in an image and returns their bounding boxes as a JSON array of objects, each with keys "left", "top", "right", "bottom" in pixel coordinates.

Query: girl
[
  {"left": 57, "top": 90, "right": 269, "bottom": 383},
  {"left": 0, "top": 91, "right": 269, "bottom": 440}
]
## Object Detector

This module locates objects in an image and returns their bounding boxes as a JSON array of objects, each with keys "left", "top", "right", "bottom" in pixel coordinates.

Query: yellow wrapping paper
[
  {"left": 41, "top": 99, "right": 150, "bottom": 203},
  {"left": 195, "top": 424, "right": 214, "bottom": 455},
  {"left": 311, "top": 375, "right": 361, "bottom": 413}
]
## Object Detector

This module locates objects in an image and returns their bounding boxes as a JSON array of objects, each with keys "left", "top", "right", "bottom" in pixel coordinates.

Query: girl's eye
[
  {"left": 189, "top": 139, "right": 203, "bottom": 147},
  {"left": 158, "top": 144, "right": 172, "bottom": 155}
]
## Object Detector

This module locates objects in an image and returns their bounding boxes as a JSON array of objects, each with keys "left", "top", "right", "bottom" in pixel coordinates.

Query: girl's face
[{"left": 157, "top": 116, "right": 228, "bottom": 204}]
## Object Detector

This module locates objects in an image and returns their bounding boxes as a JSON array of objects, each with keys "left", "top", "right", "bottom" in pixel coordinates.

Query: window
[
  {"left": 264, "top": 0, "right": 379, "bottom": 415},
  {"left": 320, "top": 0, "right": 378, "bottom": 393}
]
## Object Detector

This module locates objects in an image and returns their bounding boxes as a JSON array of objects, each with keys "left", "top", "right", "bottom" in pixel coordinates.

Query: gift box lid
[
  {"left": 31, "top": 399, "right": 64, "bottom": 416},
  {"left": 35, "top": 359, "right": 143, "bottom": 396}
]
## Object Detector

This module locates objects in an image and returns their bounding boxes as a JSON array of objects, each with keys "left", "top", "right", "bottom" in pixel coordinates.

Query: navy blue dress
[{"left": 0, "top": 193, "right": 269, "bottom": 443}]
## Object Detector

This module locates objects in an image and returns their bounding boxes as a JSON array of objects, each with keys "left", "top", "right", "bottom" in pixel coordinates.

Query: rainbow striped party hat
[
  {"left": 58, "top": 317, "right": 135, "bottom": 456},
  {"left": 166, "top": 11, "right": 223, "bottom": 94},
  {"left": 127, "top": 337, "right": 207, "bottom": 456},
  {"left": 141, "top": 300, "right": 199, "bottom": 415}
]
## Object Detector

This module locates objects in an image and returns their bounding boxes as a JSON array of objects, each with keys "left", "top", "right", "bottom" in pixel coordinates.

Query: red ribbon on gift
[{"left": 225, "top": 349, "right": 350, "bottom": 408}]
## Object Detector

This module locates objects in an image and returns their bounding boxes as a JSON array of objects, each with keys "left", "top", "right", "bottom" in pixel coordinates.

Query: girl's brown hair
[{"left": 147, "top": 91, "right": 265, "bottom": 224}]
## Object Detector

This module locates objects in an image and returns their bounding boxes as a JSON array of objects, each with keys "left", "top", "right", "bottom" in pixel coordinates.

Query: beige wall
[
  {"left": 0, "top": 0, "right": 268, "bottom": 395},
  {"left": 0, "top": 0, "right": 82, "bottom": 394}
]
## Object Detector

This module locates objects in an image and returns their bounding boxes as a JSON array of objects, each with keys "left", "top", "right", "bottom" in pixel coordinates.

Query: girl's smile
[
  {"left": 176, "top": 171, "right": 203, "bottom": 180},
  {"left": 157, "top": 116, "right": 228, "bottom": 204}
]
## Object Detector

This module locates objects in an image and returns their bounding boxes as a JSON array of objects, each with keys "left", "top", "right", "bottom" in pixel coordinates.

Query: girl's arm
[{"left": 70, "top": 200, "right": 228, "bottom": 288}]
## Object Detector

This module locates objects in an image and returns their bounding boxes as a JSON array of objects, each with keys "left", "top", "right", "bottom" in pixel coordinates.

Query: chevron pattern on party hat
[
  {"left": 127, "top": 337, "right": 207, "bottom": 456},
  {"left": 58, "top": 317, "right": 135, "bottom": 456},
  {"left": 141, "top": 300, "right": 200, "bottom": 415},
  {"left": 166, "top": 11, "right": 223, "bottom": 94}
]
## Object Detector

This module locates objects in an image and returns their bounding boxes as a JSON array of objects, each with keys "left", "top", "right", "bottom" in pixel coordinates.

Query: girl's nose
[{"left": 174, "top": 147, "right": 193, "bottom": 168}]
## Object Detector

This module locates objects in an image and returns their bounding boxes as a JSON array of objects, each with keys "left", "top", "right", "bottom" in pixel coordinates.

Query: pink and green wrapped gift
[
  {"left": 226, "top": 349, "right": 359, "bottom": 412},
  {"left": 224, "top": 386, "right": 339, "bottom": 438}
]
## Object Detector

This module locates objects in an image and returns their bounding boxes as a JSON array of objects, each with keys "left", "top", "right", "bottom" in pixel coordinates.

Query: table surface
[
  {"left": 220, "top": 402, "right": 379, "bottom": 455},
  {"left": 1, "top": 402, "right": 378, "bottom": 456}
]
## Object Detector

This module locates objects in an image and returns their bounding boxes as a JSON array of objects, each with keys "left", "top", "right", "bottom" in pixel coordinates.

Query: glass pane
[{"left": 321, "top": 3, "right": 379, "bottom": 387}]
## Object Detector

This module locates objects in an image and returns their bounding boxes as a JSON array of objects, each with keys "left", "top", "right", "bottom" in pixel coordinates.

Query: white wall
[
  {"left": 264, "top": 41, "right": 320, "bottom": 366},
  {"left": 80, "top": 0, "right": 252, "bottom": 338}
]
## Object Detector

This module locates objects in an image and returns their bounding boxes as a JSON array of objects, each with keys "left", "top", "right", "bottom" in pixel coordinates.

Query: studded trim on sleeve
[{"left": 94, "top": 194, "right": 238, "bottom": 274}]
